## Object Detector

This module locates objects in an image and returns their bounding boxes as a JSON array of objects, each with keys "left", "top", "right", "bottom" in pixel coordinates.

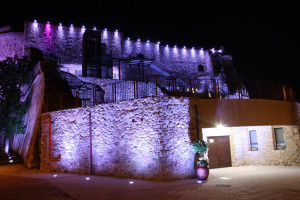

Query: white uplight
[
  {"left": 9, "top": 160, "right": 13, "bottom": 163},
  {"left": 129, "top": 181, "right": 134, "bottom": 184},
  {"left": 86, "top": 177, "right": 90, "bottom": 180},
  {"left": 53, "top": 174, "right": 57, "bottom": 177},
  {"left": 197, "top": 180, "right": 202, "bottom": 183}
]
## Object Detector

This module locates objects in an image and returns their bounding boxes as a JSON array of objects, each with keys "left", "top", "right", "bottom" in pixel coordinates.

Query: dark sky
[{"left": 1, "top": 1, "right": 300, "bottom": 100}]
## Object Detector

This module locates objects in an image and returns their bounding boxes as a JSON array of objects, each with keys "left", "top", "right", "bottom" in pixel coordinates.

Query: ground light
[
  {"left": 129, "top": 181, "right": 134, "bottom": 184},
  {"left": 86, "top": 177, "right": 90, "bottom": 180},
  {"left": 219, "top": 177, "right": 232, "bottom": 180},
  {"left": 53, "top": 174, "right": 57, "bottom": 177},
  {"left": 9, "top": 160, "right": 13, "bottom": 163}
]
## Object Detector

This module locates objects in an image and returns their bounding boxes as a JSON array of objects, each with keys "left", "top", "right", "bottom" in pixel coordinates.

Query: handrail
[{"left": 43, "top": 75, "right": 296, "bottom": 112}]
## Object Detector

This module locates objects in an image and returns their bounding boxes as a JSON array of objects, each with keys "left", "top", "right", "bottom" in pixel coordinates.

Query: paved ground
[{"left": 1, "top": 164, "right": 300, "bottom": 200}]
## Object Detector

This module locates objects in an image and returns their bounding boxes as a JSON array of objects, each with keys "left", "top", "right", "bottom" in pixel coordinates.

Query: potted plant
[{"left": 191, "top": 140, "right": 209, "bottom": 180}]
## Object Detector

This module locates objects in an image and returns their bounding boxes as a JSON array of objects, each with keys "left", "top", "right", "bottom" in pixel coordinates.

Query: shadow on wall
[
  {"left": 40, "top": 60, "right": 78, "bottom": 112},
  {"left": 188, "top": 98, "right": 219, "bottom": 173}
]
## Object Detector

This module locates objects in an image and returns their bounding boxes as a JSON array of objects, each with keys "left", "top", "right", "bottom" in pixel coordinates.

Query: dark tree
[{"left": 0, "top": 56, "right": 35, "bottom": 148}]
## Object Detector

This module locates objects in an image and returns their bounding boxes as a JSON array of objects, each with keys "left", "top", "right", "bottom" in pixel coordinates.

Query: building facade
[{"left": 0, "top": 21, "right": 299, "bottom": 180}]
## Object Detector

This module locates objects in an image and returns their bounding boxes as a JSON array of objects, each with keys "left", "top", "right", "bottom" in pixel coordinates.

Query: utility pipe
[{"left": 89, "top": 112, "right": 93, "bottom": 175}]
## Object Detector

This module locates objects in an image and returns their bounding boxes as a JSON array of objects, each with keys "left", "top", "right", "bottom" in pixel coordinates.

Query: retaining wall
[{"left": 40, "top": 96, "right": 195, "bottom": 180}]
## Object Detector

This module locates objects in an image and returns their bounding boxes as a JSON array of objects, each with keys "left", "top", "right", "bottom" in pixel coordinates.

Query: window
[
  {"left": 274, "top": 128, "right": 286, "bottom": 150},
  {"left": 113, "top": 66, "right": 119, "bottom": 79},
  {"left": 249, "top": 130, "right": 258, "bottom": 151},
  {"left": 198, "top": 64, "right": 204, "bottom": 72}
]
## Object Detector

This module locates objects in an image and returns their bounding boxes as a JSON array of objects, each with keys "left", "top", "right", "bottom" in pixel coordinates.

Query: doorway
[{"left": 207, "top": 136, "right": 232, "bottom": 169}]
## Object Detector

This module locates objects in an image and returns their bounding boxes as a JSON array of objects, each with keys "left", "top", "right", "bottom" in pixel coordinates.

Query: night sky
[{"left": 1, "top": 1, "right": 299, "bottom": 101}]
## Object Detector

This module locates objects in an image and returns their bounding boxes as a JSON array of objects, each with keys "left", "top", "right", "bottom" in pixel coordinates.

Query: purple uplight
[{"left": 45, "top": 23, "right": 51, "bottom": 32}]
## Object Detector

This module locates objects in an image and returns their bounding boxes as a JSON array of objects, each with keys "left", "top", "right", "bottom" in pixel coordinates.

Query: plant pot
[{"left": 196, "top": 165, "right": 209, "bottom": 180}]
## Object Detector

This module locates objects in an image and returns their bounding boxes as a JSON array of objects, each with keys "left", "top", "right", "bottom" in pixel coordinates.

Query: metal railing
[{"left": 42, "top": 75, "right": 295, "bottom": 112}]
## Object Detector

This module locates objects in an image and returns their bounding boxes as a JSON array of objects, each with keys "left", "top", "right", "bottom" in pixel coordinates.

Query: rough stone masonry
[{"left": 40, "top": 96, "right": 195, "bottom": 181}]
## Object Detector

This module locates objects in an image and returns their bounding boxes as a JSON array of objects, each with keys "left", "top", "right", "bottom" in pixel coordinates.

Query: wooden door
[{"left": 207, "top": 136, "right": 232, "bottom": 169}]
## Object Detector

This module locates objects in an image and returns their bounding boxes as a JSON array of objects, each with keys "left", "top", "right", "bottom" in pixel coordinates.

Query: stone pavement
[{"left": 1, "top": 164, "right": 300, "bottom": 200}]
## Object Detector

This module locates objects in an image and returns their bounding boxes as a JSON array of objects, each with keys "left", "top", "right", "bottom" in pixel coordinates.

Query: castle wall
[
  {"left": 0, "top": 32, "right": 24, "bottom": 60},
  {"left": 12, "top": 63, "right": 45, "bottom": 168},
  {"left": 40, "top": 96, "right": 195, "bottom": 180},
  {"left": 121, "top": 39, "right": 214, "bottom": 79},
  {"left": 23, "top": 21, "right": 214, "bottom": 78}
]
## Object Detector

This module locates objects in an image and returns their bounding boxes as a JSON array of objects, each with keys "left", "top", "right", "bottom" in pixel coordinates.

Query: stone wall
[
  {"left": 0, "top": 32, "right": 24, "bottom": 60},
  {"left": 40, "top": 96, "right": 195, "bottom": 180},
  {"left": 203, "top": 125, "right": 300, "bottom": 167},
  {"left": 231, "top": 125, "right": 300, "bottom": 166},
  {"left": 12, "top": 63, "right": 45, "bottom": 168},
  {"left": 23, "top": 21, "right": 214, "bottom": 78}
]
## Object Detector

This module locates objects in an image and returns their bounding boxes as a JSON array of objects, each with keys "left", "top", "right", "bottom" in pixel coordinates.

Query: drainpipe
[
  {"left": 194, "top": 105, "right": 200, "bottom": 140},
  {"left": 89, "top": 112, "right": 93, "bottom": 175}
]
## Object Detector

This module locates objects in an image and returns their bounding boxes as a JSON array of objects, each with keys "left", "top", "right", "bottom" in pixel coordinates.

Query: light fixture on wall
[{"left": 216, "top": 123, "right": 224, "bottom": 128}]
